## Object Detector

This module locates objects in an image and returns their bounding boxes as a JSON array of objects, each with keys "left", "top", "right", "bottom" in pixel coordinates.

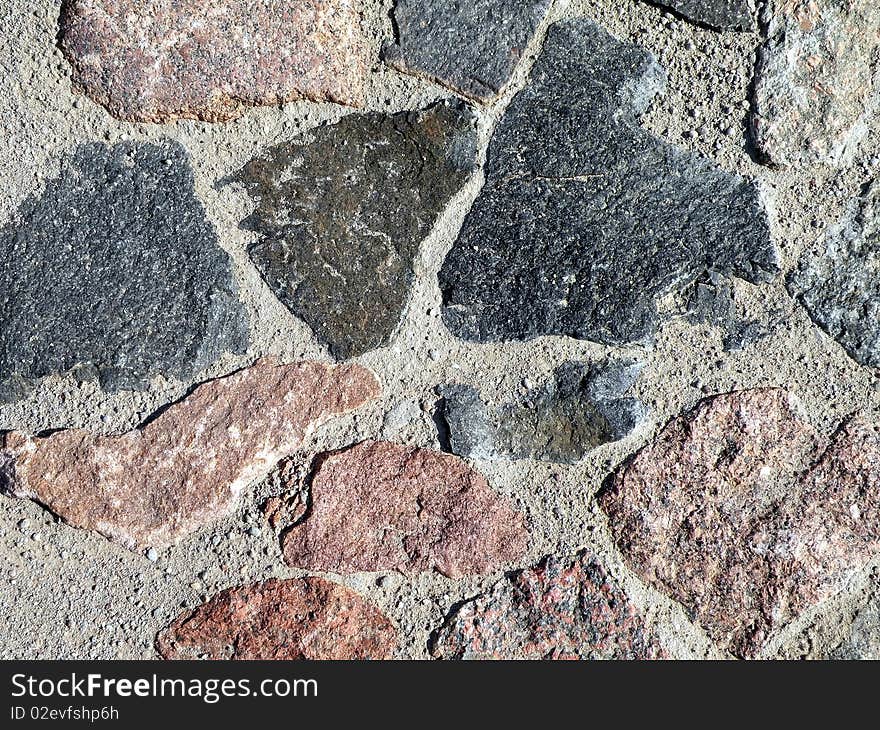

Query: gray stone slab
[
  {"left": 647, "top": 0, "right": 753, "bottom": 31},
  {"left": 0, "top": 140, "right": 248, "bottom": 401},
  {"left": 438, "top": 19, "right": 776, "bottom": 348},
  {"left": 383, "top": 0, "right": 553, "bottom": 102},
  {"left": 224, "top": 100, "right": 478, "bottom": 360}
]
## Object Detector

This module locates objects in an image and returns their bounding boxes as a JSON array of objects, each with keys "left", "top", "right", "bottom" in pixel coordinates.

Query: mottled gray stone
[
  {"left": 439, "top": 19, "right": 776, "bottom": 347},
  {"left": 438, "top": 360, "right": 647, "bottom": 464},
  {"left": 225, "top": 100, "right": 478, "bottom": 360},
  {"left": 832, "top": 600, "right": 880, "bottom": 659},
  {"left": 788, "top": 181, "right": 880, "bottom": 368},
  {"left": 383, "top": 0, "right": 552, "bottom": 102},
  {"left": 646, "top": 0, "right": 753, "bottom": 31},
  {"left": 0, "top": 140, "right": 247, "bottom": 401},
  {"left": 685, "top": 274, "right": 776, "bottom": 351}
]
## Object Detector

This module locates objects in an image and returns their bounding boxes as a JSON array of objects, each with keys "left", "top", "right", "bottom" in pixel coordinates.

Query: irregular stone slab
[
  {"left": 59, "top": 0, "right": 368, "bottom": 122},
  {"left": 438, "top": 360, "right": 647, "bottom": 464},
  {"left": 383, "top": 0, "right": 552, "bottom": 102},
  {"left": 0, "top": 359, "right": 378, "bottom": 550},
  {"left": 751, "top": 1, "right": 880, "bottom": 167},
  {"left": 600, "top": 389, "right": 880, "bottom": 657},
  {"left": 225, "top": 101, "right": 478, "bottom": 360},
  {"left": 157, "top": 577, "right": 396, "bottom": 659},
  {"left": 788, "top": 181, "right": 880, "bottom": 368},
  {"left": 431, "top": 552, "right": 665, "bottom": 659},
  {"left": 281, "top": 441, "right": 527, "bottom": 577},
  {"left": 438, "top": 19, "right": 776, "bottom": 347},
  {"left": 0, "top": 140, "right": 247, "bottom": 402},
  {"left": 646, "top": 0, "right": 753, "bottom": 31}
]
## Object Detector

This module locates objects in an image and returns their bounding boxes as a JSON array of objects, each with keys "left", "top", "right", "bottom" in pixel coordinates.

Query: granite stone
[{"left": 646, "top": 0, "right": 753, "bottom": 31}]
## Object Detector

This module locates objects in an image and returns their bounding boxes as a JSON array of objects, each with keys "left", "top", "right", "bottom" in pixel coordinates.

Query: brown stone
[
  {"left": 59, "top": 0, "right": 369, "bottom": 123},
  {"left": 600, "top": 389, "right": 880, "bottom": 657},
  {"left": 281, "top": 440, "right": 528, "bottom": 577},
  {"left": 157, "top": 577, "right": 396, "bottom": 659},
  {"left": 431, "top": 552, "right": 666, "bottom": 660},
  {"left": 0, "top": 359, "right": 379, "bottom": 550}
]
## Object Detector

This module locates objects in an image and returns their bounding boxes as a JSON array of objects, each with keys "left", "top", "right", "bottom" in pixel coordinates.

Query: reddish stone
[
  {"left": 281, "top": 440, "right": 528, "bottom": 577},
  {"left": 157, "top": 577, "right": 396, "bottom": 659},
  {"left": 0, "top": 359, "right": 378, "bottom": 550},
  {"left": 600, "top": 389, "right": 880, "bottom": 657},
  {"left": 431, "top": 552, "right": 665, "bottom": 659},
  {"left": 59, "top": 0, "right": 368, "bottom": 123}
]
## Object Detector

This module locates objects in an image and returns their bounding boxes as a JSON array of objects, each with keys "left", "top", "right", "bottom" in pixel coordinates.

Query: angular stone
[
  {"left": 646, "top": 0, "right": 753, "bottom": 31},
  {"left": 0, "top": 140, "right": 247, "bottom": 402},
  {"left": 751, "top": 0, "right": 880, "bottom": 168},
  {"left": 281, "top": 440, "right": 527, "bottom": 577},
  {"left": 383, "top": 0, "right": 552, "bottom": 102},
  {"left": 788, "top": 181, "right": 880, "bottom": 367},
  {"left": 439, "top": 19, "right": 776, "bottom": 347},
  {"left": 59, "top": 0, "right": 368, "bottom": 123},
  {"left": 0, "top": 359, "right": 378, "bottom": 550},
  {"left": 438, "top": 360, "right": 647, "bottom": 464},
  {"left": 431, "top": 552, "right": 666, "bottom": 659},
  {"left": 600, "top": 389, "right": 880, "bottom": 657},
  {"left": 225, "top": 101, "right": 478, "bottom": 360},
  {"left": 157, "top": 577, "right": 396, "bottom": 659}
]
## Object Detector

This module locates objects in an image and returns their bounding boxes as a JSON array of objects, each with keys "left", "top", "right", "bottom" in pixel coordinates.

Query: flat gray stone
[
  {"left": 383, "top": 0, "right": 552, "bottom": 102},
  {"left": 438, "top": 19, "right": 777, "bottom": 347},
  {"left": 0, "top": 140, "right": 247, "bottom": 401},
  {"left": 438, "top": 360, "right": 647, "bottom": 464},
  {"left": 646, "top": 0, "right": 753, "bottom": 31},
  {"left": 224, "top": 100, "right": 478, "bottom": 360},
  {"left": 788, "top": 181, "right": 880, "bottom": 368}
]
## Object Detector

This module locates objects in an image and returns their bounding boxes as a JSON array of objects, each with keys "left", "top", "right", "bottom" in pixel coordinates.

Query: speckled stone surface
[
  {"left": 600, "top": 389, "right": 880, "bottom": 657},
  {"left": 157, "top": 577, "right": 397, "bottom": 659},
  {"left": 281, "top": 440, "right": 528, "bottom": 577},
  {"left": 383, "top": 0, "right": 552, "bottom": 102},
  {"left": 438, "top": 360, "right": 647, "bottom": 464},
  {"left": 0, "top": 139, "right": 247, "bottom": 402},
  {"left": 0, "top": 359, "right": 379, "bottom": 550},
  {"left": 225, "top": 100, "right": 478, "bottom": 360},
  {"left": 59, "top": 0, "right": 368, "bottom": 122},
  {"left": 439, "top": 19, "right": 776, "bottom": 347},
  {"left": 647, "top": 0, "right": 753, "bottom": 31},
  {"left": 752, "top": 0, "right": 880, "bottom": 168},
  {"left": 431, "top": 552, "right": 666, "bottom": 659}
]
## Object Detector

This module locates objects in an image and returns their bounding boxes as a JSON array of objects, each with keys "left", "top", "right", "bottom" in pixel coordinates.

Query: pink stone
[
  {"left": 59, "top": 0, "right": 369, "bottom": 123},
  {"left": 281, "top": 440, "right": 528, "bottom": 577},
  {"left": 431, "top": 552, "right": 666, "bottom": 660},
  {"left": 157, "top": 577, "right": 397, "bottom": 660},
  {"left": 0, "top": 359, "right": 379, "bottom": 550}
]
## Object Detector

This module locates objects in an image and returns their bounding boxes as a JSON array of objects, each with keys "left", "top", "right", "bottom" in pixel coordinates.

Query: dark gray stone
[
  {"left": 438, "top": 360, "right": 647, "bottom": 464},
  {"left": 224, "top": 100, "right": 478, "bottom": 360},
  {"left": 438, "top": 19, "right": 776, "bottom": 347},
  {"left": 788, "top": 181, "right": 880, "bottom": 368},
  {"left": 646, "top": 0, "right": 753, "bottom": 31},
  {"left": 383, "top": 0, "right": 553, "bottom": 102},
  {"left": 0, "top": 140, "right": 247, "bottom": 401}
]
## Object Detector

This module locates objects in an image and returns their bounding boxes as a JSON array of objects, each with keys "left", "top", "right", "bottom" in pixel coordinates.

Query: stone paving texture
[
  {"left": 439, "top": 18, "right": 777, "bottom": 347},
  {"left": 59, "top": 0, "right": 368, "bottom": 122},
  {"left": 0, "top": 140, "right": 247, "bottom": 402},
  {"left": 647, "top": 0, "right": 753, "bottom": 31},
  {"left": 226, "top": 100, "right": 478, "bottom": 360}
]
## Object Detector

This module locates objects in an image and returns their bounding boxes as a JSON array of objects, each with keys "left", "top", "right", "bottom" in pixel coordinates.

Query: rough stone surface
[
  {"left": 751, "top": 0, "right": 880, "bottom": 168},
  {"left": 600, "top": 389, "right": 880, "bottom": 657},
  {"left": 438, "top": 360, "right": 647, "bottom": 464},
  {"left": 0, "top": 140, "right": 247, "bottom": 402},
  {"left": 383, "top": 0, "right": 552, "bottom": 102},
  {"left": 646, "top": 0, "right": 753, "bottom": 31},
  {"left": 226, "top": 100, "right": 478, "bottom": 360},
  {"left": 831, "top": 599, "right": 880, "bottom": 659},
  {"left": 281, "top": 440, "right": 527, "bottom": 577},
  {"left": 0, "top": 359, "right": 379, "bottom": 550},
  {"left": 431, "top": 552, "right": 666, "bottom": 659},
  {"left": 439, "top": 19, "right": 776, "bottom": 347},
  {"left": 157, "top": 577, "right": 396, "bottom": 659},
  {"left": 788, "top": 181, "right": 880, "bottom": 368},
  {"left": 59, "top": 0, "right": 368, "bottom": 123}
]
